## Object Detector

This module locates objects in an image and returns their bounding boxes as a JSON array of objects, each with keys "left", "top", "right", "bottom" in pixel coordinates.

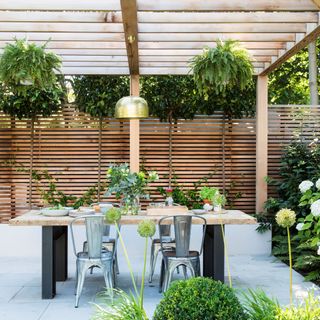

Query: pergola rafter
[{"left": 0, "top": 0, "right": 319, "bottom": 75}]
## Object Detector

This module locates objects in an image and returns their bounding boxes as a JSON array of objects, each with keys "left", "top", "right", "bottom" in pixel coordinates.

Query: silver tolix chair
[
  {"left": 148, "top": 224, "right": 176, "bottom": 283},
  {"left": 70, "top": 215, "right": 114, "bottom": 308},
  {"left": 159, "top": 215, "right": 207, "bottom": 292}
]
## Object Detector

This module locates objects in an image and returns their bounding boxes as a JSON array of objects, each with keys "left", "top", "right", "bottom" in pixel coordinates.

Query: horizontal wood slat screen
[
  {"left": 0, "top": 105, "right": 257, "bottom": 222},
  {"left": 1, "top": 104, "right": 316, "bottom": 223},
  {"left": 268, "top": 105, "right": 320, "bottom": 198}
]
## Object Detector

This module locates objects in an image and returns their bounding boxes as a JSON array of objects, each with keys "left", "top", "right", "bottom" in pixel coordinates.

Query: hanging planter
[
  {"left": 0, "top": 39, "right": 61, "bottom": 92},
  {"left": 190, "top": 40, "right": 253, "bottom": 99}
]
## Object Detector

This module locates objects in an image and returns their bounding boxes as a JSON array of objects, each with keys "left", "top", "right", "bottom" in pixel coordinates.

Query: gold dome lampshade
[{"left": 115, "top": 96, "right": 149, "bottom": 119}]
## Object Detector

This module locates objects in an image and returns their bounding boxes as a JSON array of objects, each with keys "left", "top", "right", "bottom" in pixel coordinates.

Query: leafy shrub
[
  {"left": 243, "top": 289, "right": 279, "bottom": 320},
  {"left": 153, "top": 277, "right": 246, "bottom": 320}
]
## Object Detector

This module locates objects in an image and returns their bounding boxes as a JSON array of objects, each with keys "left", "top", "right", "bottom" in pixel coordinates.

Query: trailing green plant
[
  {"left": 243, "top": 289, "right": 280, "bottom": 320},
  {"left": 190, "top": 40, "right": 253, "bottom": 99},
  {"left": 0, "top": 39, "right": 61, "bottom": 92},
  {"left": 153, "top": 277, "right": 246, "bottom": 320}
]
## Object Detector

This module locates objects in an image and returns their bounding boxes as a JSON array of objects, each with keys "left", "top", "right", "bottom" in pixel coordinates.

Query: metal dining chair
[
  {"left": 83, "top": 224, "right": 121, "bottom": 281},
  {"left": 149, "top": 224, "right": 176, "bottom": 283},
  {"left": 158, "top": 215, "right": 207, "bottom": 292},
  {"left": 70, "top": 215, "right": 114, "bottom": 308}
]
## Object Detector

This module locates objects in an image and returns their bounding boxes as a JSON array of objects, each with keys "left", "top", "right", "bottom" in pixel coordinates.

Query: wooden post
[
  {"left": 308, "top": 41, "right": 319, "bottom": 105},
  {"left": 256, "top": 75, "right": 268, "bottom": 214},
  {"left": 130, "top": 74, "right": 140, "bottom": 173}
]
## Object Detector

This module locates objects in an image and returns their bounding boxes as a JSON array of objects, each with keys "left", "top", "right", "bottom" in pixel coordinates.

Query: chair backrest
[
  {"left": 159, "top": 215, "right": 207, "bottom": 257},
  {"left": 70, "top": 215, "right": 105, "bottom": 259}
]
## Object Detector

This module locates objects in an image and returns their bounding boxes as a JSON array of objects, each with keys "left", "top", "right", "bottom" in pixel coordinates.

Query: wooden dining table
[{"left": 9, "top": 209, "right": 256, "bottom": 299}]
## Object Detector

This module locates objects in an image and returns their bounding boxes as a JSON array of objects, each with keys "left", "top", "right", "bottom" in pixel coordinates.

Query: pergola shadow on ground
[{"left": 1, "top": 0, "right": 320, "bottom": 214}]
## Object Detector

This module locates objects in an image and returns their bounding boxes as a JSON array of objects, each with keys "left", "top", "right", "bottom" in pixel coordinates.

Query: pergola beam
[
  {"left": 261, "top": 24, "right": 320, "bottom": 75},
  {"left": 312, "top": 0, "right": 320, "bottom": 9},
  {"left": 138, "top": 0, "right": 319, "bottom": 11},
  {"left": 120, "top": 0, "right": 139, "bottom": 75}
]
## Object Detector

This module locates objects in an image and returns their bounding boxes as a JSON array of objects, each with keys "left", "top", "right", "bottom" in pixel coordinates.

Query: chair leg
[
  {"left": 182, "top": 265, "right": 187, "bottom": 279},
  {"left": 75, "top": 260, "right": 86, "bottom": 308},
  {"left": 102, "top": 263, "right": 114, "bottom": 301},
  {"left": 159, "top": 259, "right": 165, "bottom": 293},
  {"left": 115, "top": 252, "right": 120, "bottom": 275},
  {"left": 149, "top": 242, "right": 155, "bottom": 283},
  {"left": 164, "top": 262, "right": 175, "bottom": 292}
]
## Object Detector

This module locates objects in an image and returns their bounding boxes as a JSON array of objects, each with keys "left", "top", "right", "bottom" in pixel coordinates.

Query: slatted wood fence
[{"left": 0, "top": 105, "right": 319, "bottom": 223}]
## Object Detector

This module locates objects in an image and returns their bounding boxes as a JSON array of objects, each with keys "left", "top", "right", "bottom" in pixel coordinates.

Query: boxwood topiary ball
[{"left": 153, "top": 277, "right": 246, "bottom": 320}]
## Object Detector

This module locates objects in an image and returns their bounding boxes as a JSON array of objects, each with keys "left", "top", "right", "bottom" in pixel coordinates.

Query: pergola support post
[
  {"left": 308, "top": 41, "right": 319, "bottom": 105},
  {"left": 129, "top": 74, "right": 140, "bottom": 173},
  {"left": 256, "top": 75, "right": 268, "bottom": 213}
]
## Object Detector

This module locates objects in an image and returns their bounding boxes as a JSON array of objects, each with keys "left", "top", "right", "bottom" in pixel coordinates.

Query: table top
[{"left": 9, "top": 210, "right": 256, "bottom": 226}]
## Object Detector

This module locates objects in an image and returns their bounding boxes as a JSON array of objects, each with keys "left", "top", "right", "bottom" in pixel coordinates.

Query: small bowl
[
  {"left": 41, "top": 208, "right": 69, "bottom": 217},
  {"left": 192, "top": 209, "right": 206, "bottom": 215}
]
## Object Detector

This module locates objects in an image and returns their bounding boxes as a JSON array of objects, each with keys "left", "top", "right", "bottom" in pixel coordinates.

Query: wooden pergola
[{"left": 1, "top": 0, "right": 320, "bottom": 213}]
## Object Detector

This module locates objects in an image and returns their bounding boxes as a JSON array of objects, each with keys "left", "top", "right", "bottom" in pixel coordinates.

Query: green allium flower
[
  {"left": 137, "top": 220, "right": 156, "bottom": 238},
  {"left": 105, "top": 207, "right": 121, "bottom": 224},
  {"left": 276, "top": 208, "right": 296, "bottom": 228}
]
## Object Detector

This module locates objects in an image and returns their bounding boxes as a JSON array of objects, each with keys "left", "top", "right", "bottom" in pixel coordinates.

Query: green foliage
[
  {"left": 158, "top": 174, "right": 214, "bottom": 209},
  {"left": 190, "top": 40, "right": 253, "bottom": 98},
  {"left": 243, "top": 289, "right": 280, "bottom": 320},
  {"left": 72, "top": 75, "right": 129, "bottom": 118},
  {"left": 0, "top": 83, "right": 64, "bottom": 119},
  {"left": 140, "top": 75, "right": 198, "bottom": 122},
  {"left": 199, "top": 186, "right": 219, "bottom": 201},
  {"left": 105, "top": 163, "right": 159, "bottom": 209},
  {"left": 199, "top": 79, "right": 256, "bottom": 118},
  {"left": 278, "top": 293, "right": 320, "bottom": 320},
  {"left": 153, "top": 277, "right": 246, "bottom": 320},
  {"left": 0, "top": 39, "right": 61, "bottom": 92},
  {"left": 93, "top": 290, "right": 148, "bottom": 320},
  {"left": 269, "top": 49, "right": 312, "bottom": 105}
]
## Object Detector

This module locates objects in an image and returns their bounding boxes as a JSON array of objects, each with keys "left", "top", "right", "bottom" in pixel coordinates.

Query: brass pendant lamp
[{"left": 115, "top": 96, "right": 149, "bottom": 119}]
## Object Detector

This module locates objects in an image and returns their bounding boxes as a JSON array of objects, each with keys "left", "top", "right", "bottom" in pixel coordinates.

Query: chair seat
[
  {"left": 163, "top": 250, "right": 199, "bottom": 258},
  {"left": 77, "top": 250, "right": 113, "bottom": 261}
]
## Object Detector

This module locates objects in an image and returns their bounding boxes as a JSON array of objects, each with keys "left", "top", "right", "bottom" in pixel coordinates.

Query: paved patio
[{"left": 0, "top": 252, "right": 319, "bottom": 320}]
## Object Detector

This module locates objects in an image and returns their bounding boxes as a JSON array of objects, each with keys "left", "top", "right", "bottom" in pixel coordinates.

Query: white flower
[
  {"left": 317, "top": 247, "right": 320, "bottom": 256},
  {"left": 311, "top": 199, "right": 320, "bottom": 217},
  {"left": 316, "top": 178, "right": 320, "bottom": 190},
  {"left": 299, "top": 180, "right": 313, "bottom": 193},
  {"left": 296, "top": 223, "right": 304, "bottom": 231}
]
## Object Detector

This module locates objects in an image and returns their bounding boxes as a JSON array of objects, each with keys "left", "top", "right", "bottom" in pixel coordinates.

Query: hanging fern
[
  {"left": 190, "top": 40, "right": 253, "bottom": 99},
  {"left": 0, "top": 38, "right": 61, "bottom": 92}
]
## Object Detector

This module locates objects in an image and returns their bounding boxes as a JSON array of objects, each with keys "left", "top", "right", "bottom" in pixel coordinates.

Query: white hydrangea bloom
[
  {"left": 311, "top": 199, "right": 320, "bottom": 217},
  {"left": 299, "top": 180, "right": 314, "bottom": 193},
  {"left": 317, "top": 247, "right": 320, "bottom": 256},
  {"left": 316, "top": 178, "right": 320, "bottom": 190},
  {"left": 296, "top": 223, "right": 304, "bottom": 231}
]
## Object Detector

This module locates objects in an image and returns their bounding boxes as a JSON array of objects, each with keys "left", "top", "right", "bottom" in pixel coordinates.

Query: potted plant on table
[
  {"left": 199, "top": 186, "right": 218, "bottom": 211},
  {"left": 104, "top": 163, "right": 158, "bottom": 215},
  {"left": 213, "top": 192, "right": 227, "bottom": 212}
]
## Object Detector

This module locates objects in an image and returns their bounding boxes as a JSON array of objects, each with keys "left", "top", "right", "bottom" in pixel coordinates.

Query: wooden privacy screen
[
  {"left": 268, "top": 105, "right": 320, "bottom": 197},
  {"left": 1, "top": 105, "right": 318, "bottom": 223},
  {"left": 0, "top": 105, "right": 257, "bottom": 222}
]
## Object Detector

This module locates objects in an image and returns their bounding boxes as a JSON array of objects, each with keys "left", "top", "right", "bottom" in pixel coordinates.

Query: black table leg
[
  {"left": 203, "top": 225, "right": 225, "bottom": 282},
  {"left": 55, "top": 226, "right": 68, "bottom": 281},
  {"left": 42, "top": 226, "right": 68, "bottom": 299}
]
